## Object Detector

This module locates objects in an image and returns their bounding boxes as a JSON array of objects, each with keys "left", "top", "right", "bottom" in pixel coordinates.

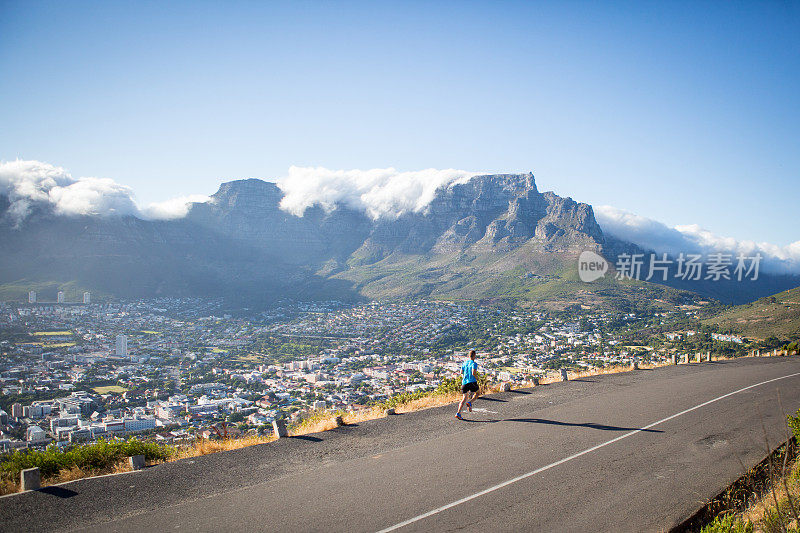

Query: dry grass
[
  {"left": 530, "top": 361, "right": 667, "bottom": 385},
  {"left": 46, "top": 460, "right": 131, "bottom": 484},
  {"left": 170, "top": 434, "right": 277, "bottom": 461},
  {"left": 1, "top": 458, "right": 135, "bottom": 495},
  {"left": 1, "top": 477, "right": 19, "bottom": 495},
  {"left": 737, "top": 456, "right": 800, "bottom": 532},
  {"left": 290, "top": 416, "right": 343, "bottom": 435},
  {"left": 394, "top": 391, "right": 463, "bottom": 414}
]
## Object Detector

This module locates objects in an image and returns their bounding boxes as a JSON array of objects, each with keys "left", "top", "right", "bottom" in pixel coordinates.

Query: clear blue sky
[{"left": 1, "top": 1, "right": 798, "bottom": 244}]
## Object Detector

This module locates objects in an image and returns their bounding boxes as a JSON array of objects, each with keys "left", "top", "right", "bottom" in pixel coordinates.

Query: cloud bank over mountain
[
  {"left": 2, "top": 159, "right": 798, "bottom": 275},
  {"left": 0, "top": 160, "right": 208, "bottom": 223},
  {"left": 276, "top": 166, "right": 476, "bottom": 219},
  {"left": 595, "top": 205, "right": 800, "bottom": 275}
]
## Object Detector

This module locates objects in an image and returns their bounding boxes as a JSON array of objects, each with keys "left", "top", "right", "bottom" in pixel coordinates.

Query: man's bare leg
[
  {"left": 466, "top": 390, "right": 477, "bottom": 411},
  {"left": 457, "top": 393, "right": 468, "bottom": 414}
]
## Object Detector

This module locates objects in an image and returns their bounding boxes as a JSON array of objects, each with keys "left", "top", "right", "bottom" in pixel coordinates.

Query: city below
[{"left": 0, "top": 295, "right": 757, "bottom": 451}]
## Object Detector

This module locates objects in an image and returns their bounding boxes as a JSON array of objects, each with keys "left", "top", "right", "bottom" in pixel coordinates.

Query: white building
[
  {"left": 247, "top": 412, "right": 269, "bottom": 425},
  {"left": 26, "top": 426, "right": 47, "bottom": 442},
  {"left": 102, "top": 420, "right": 125, "bottom": 433},
  {"left": 156, "top": 404, "right": 183, "bottom": 419},
  {"left": 57, "top": 291, "right": 65, "bottom": 303},
  {"left": 28, "top": 291, "right": 36, "bottom": 303},
  {"left": 51, "top": 416, "right": 80, "bottom": 432},
  {"left": 123, "top": 416, "right": 156, "bottom": 432},
  {"left": 83, "top": 291, "right": 91, "bottom": 304},
  {"left": 116, "top": 335, "right": 128, "bottom": 357},
  {"left": 26, "top": 404, "right": 45, "bottom": 419}
]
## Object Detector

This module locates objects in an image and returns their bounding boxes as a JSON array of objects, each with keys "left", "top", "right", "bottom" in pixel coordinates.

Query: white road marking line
[
  {"left": 470, "top": 408, "right": 497, "bottom": 414},
  {"left": 377, "top": 371, "right": 800, "bottom": 532}
]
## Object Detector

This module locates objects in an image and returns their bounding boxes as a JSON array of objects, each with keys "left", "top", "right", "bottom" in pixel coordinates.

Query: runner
[{"left": 456, "top": 350, "right": 479, "bottom": 420}]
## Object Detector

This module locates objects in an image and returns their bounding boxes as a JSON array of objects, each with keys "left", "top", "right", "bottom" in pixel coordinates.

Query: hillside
[{"left": 704, "top": 286, "right": 800, "bottom": 339}]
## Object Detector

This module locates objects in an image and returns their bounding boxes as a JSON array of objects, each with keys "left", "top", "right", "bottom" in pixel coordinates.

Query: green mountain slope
[
  {"left": 704, "top": 286, "right": 800, "bottom": 339},
  {"left": 333, "top": 243, "right": 700, "bottom": 312}
]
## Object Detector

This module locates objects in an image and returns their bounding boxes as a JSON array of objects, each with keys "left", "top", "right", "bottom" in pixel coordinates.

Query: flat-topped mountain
[
  {"left": 1, "top": 173, "right": 797, "bottom": 307},
  {"left": 183, "top": 173, "right": 603, "bottom": 268}
]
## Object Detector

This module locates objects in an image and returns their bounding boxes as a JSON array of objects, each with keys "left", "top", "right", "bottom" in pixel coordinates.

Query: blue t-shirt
[{"left": 461, "top": 359, "right": 478, "bottom": 385}]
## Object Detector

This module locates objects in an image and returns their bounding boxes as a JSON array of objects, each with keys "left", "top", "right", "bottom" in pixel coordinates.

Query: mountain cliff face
[
  {"left": 355, "top": 174, "right": 603, "bottom": 259},
  {"left": 186, "top": 179, "right": 373, "bottom": 266},
  {"left": 1, "top": 173, "right": 796, "bottom": 307},
  {"left": 181, "top": 173, "right": 605, "bottom": 274}
]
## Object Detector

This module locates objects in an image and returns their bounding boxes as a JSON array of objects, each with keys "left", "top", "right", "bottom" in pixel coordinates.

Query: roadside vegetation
[
  {"left": 287, "top": 372, "right": 491, "bottom": 435},
  {"left": 0, "top": 438, "right": 173, "bottom": 495},
  {"left": 2, "top": 357, "right": 792, "bottom": 498},
  {"left": 700, "top": 408, "right": 800, "bottom": 533}
]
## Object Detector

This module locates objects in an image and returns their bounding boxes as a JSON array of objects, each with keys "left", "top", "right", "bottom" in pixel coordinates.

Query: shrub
[
  {"left": 788, "top": 408, "right": 800, "bottom": 441},
  {"left": 436, "top": 377, "right": 461, "bottom": 395},
  {"left": 0, "top": 438, "right": 174, "bottom": 481},
  {"left": 377, "top": 390, "right": 429, "bottom": 410},
  {"left": 700, "top": 513, "right": 753, "bottom": 533},
  {"left": 437, "top": 371, "right": 489, "bottom": 395},
  {"left": 290, "top": 408, "right": 345, "bottom": 432}
]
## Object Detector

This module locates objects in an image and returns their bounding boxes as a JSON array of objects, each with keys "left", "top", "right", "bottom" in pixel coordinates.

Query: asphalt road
[{"left": 3, "top": 356, "right": 800, "bottom": 533}]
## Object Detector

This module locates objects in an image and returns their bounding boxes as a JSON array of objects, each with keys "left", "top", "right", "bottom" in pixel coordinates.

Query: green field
[
  {"left": 705, "top": 286, "right": 800, "bottom": 340},
  {"left": 33, "top": 331, "right": 73, "bottom": 336},
  {"left": 92, "top": 385, "right": 129, "bottom": 394},
  {"left": 235, "top": 353, "right": 262, "bottom": 362}
]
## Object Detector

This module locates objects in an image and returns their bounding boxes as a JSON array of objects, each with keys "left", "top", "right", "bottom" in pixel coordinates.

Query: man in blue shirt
[{"left": 456, "top": 350, "right": 479, "bottom": 420}]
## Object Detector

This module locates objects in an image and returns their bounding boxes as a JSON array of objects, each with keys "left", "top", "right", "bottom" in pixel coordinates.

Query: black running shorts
[{"left": 461, "top": 381, "right": 479, "bottom": 393}]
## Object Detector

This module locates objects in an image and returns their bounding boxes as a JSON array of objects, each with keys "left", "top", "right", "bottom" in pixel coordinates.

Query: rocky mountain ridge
[{"left": 1, "top": 173, "right": 797, "bottom": 307}]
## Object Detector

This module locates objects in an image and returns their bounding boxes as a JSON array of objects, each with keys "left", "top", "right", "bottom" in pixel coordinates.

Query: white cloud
[
  {"left": 141, "top": 194, "right": 210, "bottom": 220},
  {"left": 4, "top": 159, "right": 797, "bottom": 275},
  {"left": 277, "top": 166, "right": 477, "bottom": 219},
  {"left": 595, "top": 205, "right": 800, "bottom": 275},
  {"left": 0, "top": 159, "right": 206, "bottom": 223},
  {"left": 46, "top": 176, "right": 139, "bottom": 218}
]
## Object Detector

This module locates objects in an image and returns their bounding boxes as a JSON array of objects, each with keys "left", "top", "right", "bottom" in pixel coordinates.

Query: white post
[
  {"left": 128, "top": 455, "right": 145, "bottom": 471},
  {"left": 272, "top": 418, "right": 288, "bottom": 438},
  {"left": 20, "top": 468, "right": 40, "bottom": 491}
]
